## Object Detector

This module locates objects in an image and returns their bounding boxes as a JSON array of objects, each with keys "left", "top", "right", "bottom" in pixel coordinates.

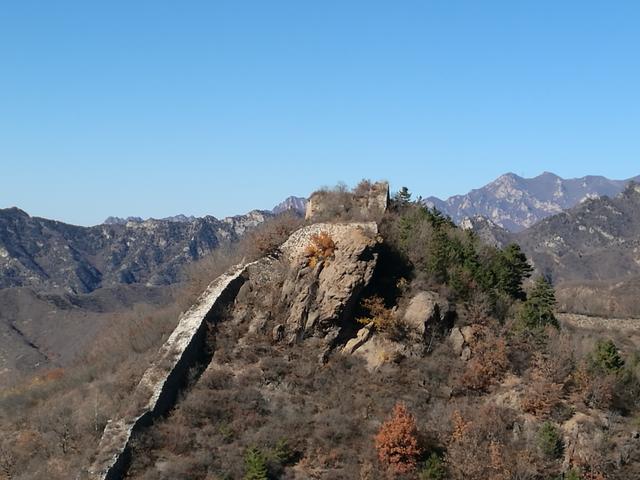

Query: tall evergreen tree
[
  {"left": 394, "top": 186, "right": 412, "bottom": 205},
  {"left": 494, "top": 244, "right": 533, "bottom": 300},
  {"left": 520, "top": 276, "right": 558, "bottom": 330}
]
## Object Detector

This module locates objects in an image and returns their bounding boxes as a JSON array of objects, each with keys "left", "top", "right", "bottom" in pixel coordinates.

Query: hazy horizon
[{"left": 3, "top": 169, "right": 640, "bottom": 227}]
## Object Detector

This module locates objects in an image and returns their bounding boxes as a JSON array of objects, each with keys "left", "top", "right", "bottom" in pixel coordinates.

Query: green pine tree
[
  {"left": 537, "top": 421, "right": 563, "bottom": 459},
  {"left": 244, "top": 447, "right": 268, "bottom": 480},
  {"left": 394, "top": 186, "right": 412, "bottom": 205},
  {"left": 519, "top": 276, "right": 558, "bottom": 330},
  {"left": 493, "top": 243, "right": 533, "bottom": 300},
  {"left": 590, "top": 339, "right": 625, "bottom": 373},
  {"left": 418, "top": 452, "right": 446, "bottom": 479}
]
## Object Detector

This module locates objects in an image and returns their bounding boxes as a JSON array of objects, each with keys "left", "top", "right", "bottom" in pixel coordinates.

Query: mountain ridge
[
  {"left": 425, "top": 171, "right": 640, "bottom": 232},
  {"left": 0, "top": 207, "right": 271, "bottom": 294},
  {"left": 462, "top": 182, "right": 640, "bottom": 317}
]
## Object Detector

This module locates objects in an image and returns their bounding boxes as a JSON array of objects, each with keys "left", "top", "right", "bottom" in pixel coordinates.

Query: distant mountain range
[
  {"left": 103, "top": 214, "right": 197, "bottom": 225},
  {"left": 101, "top": 196, "right": 308, "bottom": 226},
  {"left": 461, "top": 182, "right": 640, "bottom": 317},
  {"left": 4, "top": 176, "right": 640, "bottom": 386},
  {"left": 0, "top": 196, "right": 307, "bottom": 385},
  {"left": 425, "top": 172, "right": 640, "bottom": 232},
  {"left": 0, "top": 207, "right": 271, "bottom": 294},
  {"left": 515, "top": 182, "right": 640, "bottom": 282},
  {"left": 513, "top": 183, "right": 640, "bottom": 317}
]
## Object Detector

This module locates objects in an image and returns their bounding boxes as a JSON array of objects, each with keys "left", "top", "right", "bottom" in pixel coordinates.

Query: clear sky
[{"left": 1, "top": 1, "right": 638, "bottom": 226}]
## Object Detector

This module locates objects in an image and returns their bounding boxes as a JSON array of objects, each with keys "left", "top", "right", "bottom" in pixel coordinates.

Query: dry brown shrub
[
  {"left": 446, "top": 405, "right": 520, "bottom": 480},
  {"left": 374, "top": 402, "right": 422, "bottom": 474},
  {"left": 304, "top": 231, "right": 336, "bottom": 268},
  {"left": 522, "top": 379, "right": 564, "bottom": 417},
  {"left": 356, "top": 296, "right": 397, "bottom": 333},
  {"left": 450, "top": 410, "right": 471, "bottom": 443},
  {"left": 488, "top": 440, "right": 511, "bottom": 480},
  {"left": 353, "top": 179, "right": 374, "bottom": 197},
  {"left": 460, "top": 327, "right": 509, "bottom": 391},
  {"left": 545, "top": 330, "right": 576, "bottom": 384},
  {"left": 572, "top": 362, "right": 616, "bottom": 410},
  {"left": 521, "top": 353, "right": 565, "bottom": 417},
  {"left": 249, "top": 213, "right": 303, "bottom": 257},
  {"left": 584, "top": 376, "right": 615, "bottom": 410},
  {"left": 463, "top": 290, "right": 493, "bottom": 325}
]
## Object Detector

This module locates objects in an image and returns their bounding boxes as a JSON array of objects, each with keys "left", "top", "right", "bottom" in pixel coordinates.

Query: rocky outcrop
[
  {"left": 561, "top": 411, "right": 609, "bottom": 470},
  {"left": 402, "top": 291, "right": 442, "bottom": 337},
  {"left": 351, "top": 334, "right": 406, "bottom": 370},
  {"left": 279, "top": 223, "right": 380, "bottom": 350},
  {"left": 341, "top": 323, "right": 373, "bottom": 354},
  {"left": 449, "top": 325, "right": 474, "bottom": 361}
]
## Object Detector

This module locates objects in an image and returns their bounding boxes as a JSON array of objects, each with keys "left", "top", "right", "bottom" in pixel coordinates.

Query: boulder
[
  {"left": 403, "top": 291, "right": 441, "bottom": 336},
  {"left": 353, "top": 335, "right": 405, "bottom": 371},
  {"left": 449, "top": 327, "right": 465, "bottom": 356},
  {"left": 461, "top": 325, "right": 475, "bottom": 344},
  {"left": 561, "top": 411, "right": 608, "bottom": 470},
  {"left": 342, "top": 323, "right": 373, "bottom": 354},
  {"left": 461, "top": 346, "right": 472, "bottom": 362}
]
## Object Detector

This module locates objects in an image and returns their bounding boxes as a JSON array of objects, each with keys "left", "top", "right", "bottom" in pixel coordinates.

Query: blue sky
[{"left": 1, "top": 1, "right": 638, "bottom": 225}]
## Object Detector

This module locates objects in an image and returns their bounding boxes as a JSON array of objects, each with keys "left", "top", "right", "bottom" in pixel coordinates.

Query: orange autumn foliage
[
  {"left": 304, "top": 232, "right": 336, "bottom": 268},
  {"left": 374, "top": 402, "right": 422, "bottom": 474}
]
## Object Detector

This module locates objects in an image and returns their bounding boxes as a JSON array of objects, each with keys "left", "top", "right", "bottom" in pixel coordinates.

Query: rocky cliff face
[
  {"left": 0, "top": 208, "right": 270, "bottom": 294},
  {"left": 426, "top": 172, "right": 640, "bottom": 232},
  {"left": 88, "top": 184, "right": 422, "bottom": 479}
]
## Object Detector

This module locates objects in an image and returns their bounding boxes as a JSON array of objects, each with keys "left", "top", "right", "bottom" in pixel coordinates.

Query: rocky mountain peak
[
  {"left": 425, "top": 171, "right": 640, "bottom": 232},
  {"left": 272, "top": 196, "right": 307, "bottom": 215}
]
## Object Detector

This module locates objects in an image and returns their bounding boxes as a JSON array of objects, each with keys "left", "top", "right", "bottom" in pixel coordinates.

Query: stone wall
[
  {"left": 87, "top": 261, "right": 255, "bottom": 480},
  {"left": 305, "top": 181, "right": 389, "bottom": 221}
]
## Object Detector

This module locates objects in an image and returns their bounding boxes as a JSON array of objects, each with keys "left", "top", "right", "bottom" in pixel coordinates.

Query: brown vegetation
[
  {"left": 356, "top": 295, "right": 399, "bottom": 335},
  {"left": 460, "top": 327, "right": 509, "bottom": 391},
  {"left": 304, "top": 231, "right": 336, "bottom": 268},
  {"left": 374, "top": 403, "right": 422, "bottom": 474}
]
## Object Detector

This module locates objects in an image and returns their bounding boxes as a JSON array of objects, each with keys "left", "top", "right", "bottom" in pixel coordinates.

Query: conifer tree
[
  {"left": 494, "top": 243, "right": 533, "bottom": 299},
  {"left": 590, "top": 339, "right": 624, "bottom": 373},
  {"left": 244, "top": 447, "right": 268, "bottom": 480},
  {"left": 394, "top": 186, "right": 412, "bottom": 205},
  {"left": 520, "top": 276, "right": 558, "bottom": 330}
]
